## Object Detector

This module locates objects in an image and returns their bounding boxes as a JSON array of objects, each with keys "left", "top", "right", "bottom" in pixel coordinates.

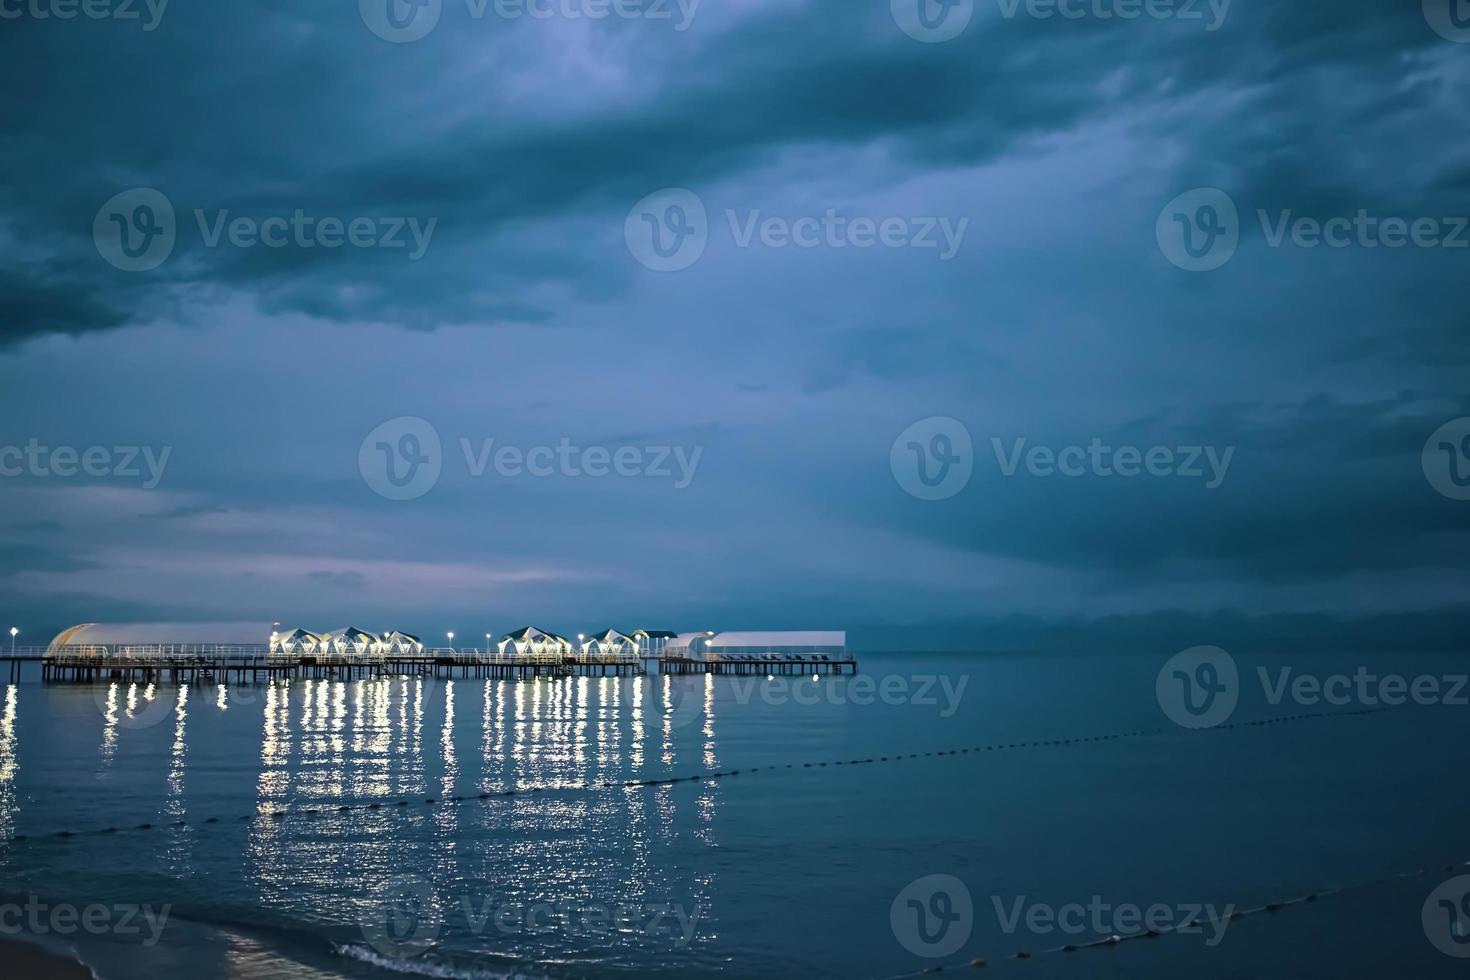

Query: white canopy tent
[
  {"left": 498, "top": 627, "right": 573, "bottom": 658},
  {"left": 322, "top": 627, "right": 380, "bottom": 656},
  {"left": 379, "top": 631, "right": 424, "bottom": 656},
  {"left": 581, "top": 629, "right": 638, "bottom": 658},
  {"left": 271, "top": 628, "right": 324, "bottom": 655},
  {"left": 48, "top": 622, "right": 275, "bottom": 657}
]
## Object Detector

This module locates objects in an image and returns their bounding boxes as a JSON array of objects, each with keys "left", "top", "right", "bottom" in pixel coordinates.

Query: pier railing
[{"left": 25, "top": 645, "right": 641, "bottom": 668}]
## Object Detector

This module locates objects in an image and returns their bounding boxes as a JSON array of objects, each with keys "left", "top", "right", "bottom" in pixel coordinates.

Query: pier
[
  {"left": 2, "top": 647, "right": 647, "bottom": 684},
  {"left": 662, "top": 655, "right": 857, "bottom": 676},
  {"left": 1, "top": 646, "right": 856, "bottom": 683}
]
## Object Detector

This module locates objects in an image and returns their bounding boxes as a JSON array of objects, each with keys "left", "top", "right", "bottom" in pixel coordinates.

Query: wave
[{"left": 333, "top": 943, "right": 544, "bottom": 980}]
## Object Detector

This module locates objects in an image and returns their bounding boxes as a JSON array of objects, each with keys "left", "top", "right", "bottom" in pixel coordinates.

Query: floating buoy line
[
  {"left": 6, "top": 706, "right": 1385, "bottom": 844},
  {"left": 876, "top": 854, "right": 1470, "bottom": 977}
]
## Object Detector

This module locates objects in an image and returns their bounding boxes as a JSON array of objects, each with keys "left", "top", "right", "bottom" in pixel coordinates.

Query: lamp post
[
  {"left": 485, "top": 633, "right": 491, "bottom": 655},
  {"left": 8, "top": 627, "right": 16, "bottom": 657},
  {"left": 447, "top": 632, "right": 454, "bottom": 652}
]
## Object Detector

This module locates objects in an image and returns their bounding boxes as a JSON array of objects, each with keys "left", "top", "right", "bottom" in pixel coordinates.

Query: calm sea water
[{"left": 1, "top": 651, "right": 1468, "bottom": 979}]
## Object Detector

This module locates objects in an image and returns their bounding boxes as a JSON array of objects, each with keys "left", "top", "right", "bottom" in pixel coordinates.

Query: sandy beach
[{"left": 0, "top": 937, "right": 96, "bottom": 980}]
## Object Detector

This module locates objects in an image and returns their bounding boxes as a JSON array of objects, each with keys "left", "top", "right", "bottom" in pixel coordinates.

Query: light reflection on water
[
  {"left": 3, "top": 654, "right": 1470, "bottom": 979},
  {"left": 128, "top": 672, "right": 737, "bottom": 966},
  {"left": 100, "top": 682, "right": 119, "bottom": 771},
  {"left": 0, "top": 686, "right": 17, "bottom": 842}
]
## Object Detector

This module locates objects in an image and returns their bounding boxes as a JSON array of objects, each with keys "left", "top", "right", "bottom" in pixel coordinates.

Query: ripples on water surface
[{"left": 1, "top": 652, "right": 1469, "bottom": 979}]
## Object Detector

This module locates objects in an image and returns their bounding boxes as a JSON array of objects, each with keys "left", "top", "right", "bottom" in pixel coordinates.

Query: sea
[{"left": 1, "top": 650, "right": 1468, "bottom": 979}]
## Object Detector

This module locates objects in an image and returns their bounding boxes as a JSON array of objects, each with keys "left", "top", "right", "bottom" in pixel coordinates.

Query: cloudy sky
[{"left": 1, "top": 1, "right": 1467, "bottom": 650}]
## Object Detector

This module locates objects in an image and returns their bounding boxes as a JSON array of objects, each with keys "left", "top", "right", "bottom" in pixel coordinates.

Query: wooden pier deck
[
  {"left": 1, "top": 648, "right": 646, "bottom": 684},
  {"left": 0, "top": 647, "right": 856, "bottom": 683}
]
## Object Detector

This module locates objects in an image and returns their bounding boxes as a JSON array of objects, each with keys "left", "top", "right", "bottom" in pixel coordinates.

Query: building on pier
[
  {"left": 705, "top": 631, "right": 847, "bottom": 659},
  {"left": 664, "top": 632, "right": 716, "bottom": 660},
  {"left": 633, "top": 629, "right": 678, "bottom": 656},
  {"left": 46, "top": 622, "right": 276, "bottom": 658},
  {"left": 498, "top": 626, "right": 573, "bottom": 658},
  {"left": 379, "top": 631, "right": 424, "bottom": 656},
  {"left": 581, "top": 629, "right": 638, "bottom": 658},
  {"left": 271, "top": 628, "right": 324, "bottom": 655},
  {"left": 321, "top": 627, "right": 380, "bottom": 657}
]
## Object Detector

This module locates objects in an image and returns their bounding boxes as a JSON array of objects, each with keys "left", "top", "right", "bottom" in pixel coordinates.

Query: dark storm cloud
[
  {"left": 0, "top": 1, "right": 1458, "bottom": 340},
  {"left": 0, "top": 1, "right": 1466, "bottom": 646},
  {"left": 863, "top": 391, "right": 1470, "bottom": 582}
]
